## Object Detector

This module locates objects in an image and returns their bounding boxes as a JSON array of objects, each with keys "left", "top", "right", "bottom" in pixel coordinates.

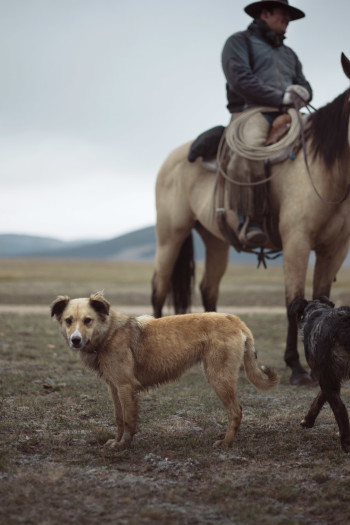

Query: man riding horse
[
  {"left": 152, "top": 0, "right": 350, "bottom": 386},
  {"left": 222, "top": 0, "right": 312, "bottom": 247}
]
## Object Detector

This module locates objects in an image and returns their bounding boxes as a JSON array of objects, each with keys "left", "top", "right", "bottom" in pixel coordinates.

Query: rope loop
[{"left": 225, "top": 106, "right": 301, "bottom": 161}]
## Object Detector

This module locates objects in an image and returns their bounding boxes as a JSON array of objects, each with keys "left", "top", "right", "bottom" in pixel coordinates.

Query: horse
[{"left": 151, "top": 53, "right": 350, "bottom": 386}]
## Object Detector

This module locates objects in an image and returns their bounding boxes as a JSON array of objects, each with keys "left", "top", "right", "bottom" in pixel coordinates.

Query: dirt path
[{"left": 0, "top": 304, "right": 286, "bottom": 315}]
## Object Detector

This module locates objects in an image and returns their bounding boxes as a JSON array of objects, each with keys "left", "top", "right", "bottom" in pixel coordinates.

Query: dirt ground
[{"left": 2, "top": 260, "right": 350, "bottom": 524}]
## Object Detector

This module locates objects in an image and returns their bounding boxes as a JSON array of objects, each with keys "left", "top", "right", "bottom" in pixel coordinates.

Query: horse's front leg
[
  {"left": 312, "top": 241, "right": 350, "bottom": 299},
  {"left": 283, "top": 237, "right": 314, "bottom": 385}
]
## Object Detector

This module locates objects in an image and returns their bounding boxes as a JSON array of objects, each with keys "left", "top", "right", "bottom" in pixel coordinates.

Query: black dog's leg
[
  {"left": 325, "top": 388, "right": 350, "bottom": 453},
  {"left": 316, "top": 366, "right": 350, "bottom": 452},
  {"left": 301, "top": 389, "right": 326, "bottom": 428}
]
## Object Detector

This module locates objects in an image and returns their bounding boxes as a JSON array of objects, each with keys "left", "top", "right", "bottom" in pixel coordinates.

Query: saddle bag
[{"left": 188, "top": 125, "right": 225, "bottom": 162}]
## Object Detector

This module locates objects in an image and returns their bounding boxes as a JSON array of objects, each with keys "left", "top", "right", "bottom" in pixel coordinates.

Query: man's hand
[{"left": 282, "top": 84, "right": 310, "bottom": 108}]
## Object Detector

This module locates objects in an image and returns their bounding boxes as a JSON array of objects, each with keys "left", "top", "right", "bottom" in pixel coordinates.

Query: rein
[{"left": 218, "top": 96, "right": 350, "bottom": 204}]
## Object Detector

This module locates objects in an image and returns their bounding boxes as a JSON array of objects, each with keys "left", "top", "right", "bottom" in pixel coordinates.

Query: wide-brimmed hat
[{"left": 244, "top": 0, "right": 305, "bottom": 21}]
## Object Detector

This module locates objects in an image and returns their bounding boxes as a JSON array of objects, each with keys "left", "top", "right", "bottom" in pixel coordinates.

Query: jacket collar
[{"left": 248, "top": 19, "right": 285, "bottom": 47}]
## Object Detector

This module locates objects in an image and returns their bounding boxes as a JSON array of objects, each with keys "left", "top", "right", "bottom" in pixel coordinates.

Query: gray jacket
[{"left": 222, "top": 21, "right": 312, "bottom": 113}]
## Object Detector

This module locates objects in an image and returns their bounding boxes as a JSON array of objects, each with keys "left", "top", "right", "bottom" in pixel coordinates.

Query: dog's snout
[
  {"left": 70, "top": 329, "right": 83, "bottom": 348},
  {"left": 71, "top": 335, "right": 82, "bottom": 347}
]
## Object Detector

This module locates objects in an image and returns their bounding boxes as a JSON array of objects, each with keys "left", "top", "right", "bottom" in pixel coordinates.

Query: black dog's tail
[
  {"left": 288, "top": 296, "right": 336, "bottom": 352},
  {"left": 288, "top": 296, "right": 335, "bottom": 324},
  {"left": 289, "top": 297, "right": 340, "bottom": 370},
  {"left": 288, "top": 297, "right": 308, "bottom": 322}
]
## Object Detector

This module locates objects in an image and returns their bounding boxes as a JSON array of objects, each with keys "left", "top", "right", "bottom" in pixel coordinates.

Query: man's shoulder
[
  {"left": 223, "top": 29, "right": 251, "bottom": 51},
  {"left": 225, "top": 29, "right": 250, "bottom": 42}
]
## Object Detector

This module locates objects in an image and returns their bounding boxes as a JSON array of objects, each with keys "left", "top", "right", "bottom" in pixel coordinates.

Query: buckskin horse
[{"left": 151, "top": 53, "right": 350, "bottom": 385}]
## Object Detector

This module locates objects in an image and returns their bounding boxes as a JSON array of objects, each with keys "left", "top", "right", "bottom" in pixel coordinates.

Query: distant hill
[
  {"left": 0, "top": 227, "right": 259, "bottom": 263},
  {"left": 0, "top": 234, "right": 91, "bottom": 256},
  {"left": 2, "top": 228, "right": 348, "bottom": 266},
  {"left": 27, "top": 226, "right": 158, "bottom": 260}
]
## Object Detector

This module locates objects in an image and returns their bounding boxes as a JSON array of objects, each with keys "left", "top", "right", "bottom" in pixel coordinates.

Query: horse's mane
[{"left": 308, "top": 89, "right": 350, "bottom": 169}]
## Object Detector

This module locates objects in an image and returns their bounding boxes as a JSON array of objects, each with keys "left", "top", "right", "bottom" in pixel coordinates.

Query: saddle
[
  {"left": 187, "top": 114, "right": 296, "bottom": 264},
  {"left": 265, "top": 113, "right": 292, "bottom": 146},
  {"left": 187, "top": 114, "right": 292, "bottom": 163}
]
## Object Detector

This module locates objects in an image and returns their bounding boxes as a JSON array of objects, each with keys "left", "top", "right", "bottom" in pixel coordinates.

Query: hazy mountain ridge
[
  {"left": 1, "top": 228, "right": 347, "bottom": 266},
  {"left": 0, "top": 227, "right": 257, "bottom": 263},
  {"left": 0, "top": 228, "right": 157, "bottom": 260},
  {"left": 0, "top": 234, "right": 95, "bottom": 256}
]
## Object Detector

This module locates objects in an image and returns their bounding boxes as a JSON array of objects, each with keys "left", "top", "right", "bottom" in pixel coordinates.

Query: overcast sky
[{"left": 1, "top": 0, "right": 349, "bottom": 241}]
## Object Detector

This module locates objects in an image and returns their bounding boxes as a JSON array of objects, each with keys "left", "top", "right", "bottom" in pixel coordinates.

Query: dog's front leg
[
  {"left": 301, "top": 389, "right": 326, "bottom": 428},
  {"left": 106, "top": 383, "right": 124, "bottom": 444},
  {"left": 105, "top": 384, "right": 138, "bottom": 449}
]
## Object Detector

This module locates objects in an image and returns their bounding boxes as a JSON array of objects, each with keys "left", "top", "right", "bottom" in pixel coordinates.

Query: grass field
[{"left": 1, "top": 258, "right": 350, "bottom": 524}]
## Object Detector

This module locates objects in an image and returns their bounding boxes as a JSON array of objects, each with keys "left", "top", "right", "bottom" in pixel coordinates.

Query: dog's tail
[{"left": 242, "top": 329, "right": 280, "bottom": 391}]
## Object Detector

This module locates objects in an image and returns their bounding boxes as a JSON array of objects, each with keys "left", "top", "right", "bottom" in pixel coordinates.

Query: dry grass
[
  {"left": 2, "top": 258, "right": 350, "bottom": 308},
  {"left": 1, "top": 259, "right": 350, "bottom": 524}
]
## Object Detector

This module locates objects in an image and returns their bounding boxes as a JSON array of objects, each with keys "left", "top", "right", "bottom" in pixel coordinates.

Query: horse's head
[
  {"left": 341, "top": 53, "right": 350, "bottom": 80},
  {"left": 343, "top": 54, "right": 350, "bottom": 149},
  {"left": 309, "top": 54, "right": 350, "bottom": 168}
]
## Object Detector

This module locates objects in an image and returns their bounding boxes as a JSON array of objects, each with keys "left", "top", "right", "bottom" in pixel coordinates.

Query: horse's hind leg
[
  {"left": 196, "top": 224, "right": 230, "bottom": 311},
  {"left": 152, "top": 227, "right": 192, "bottom": 317}
]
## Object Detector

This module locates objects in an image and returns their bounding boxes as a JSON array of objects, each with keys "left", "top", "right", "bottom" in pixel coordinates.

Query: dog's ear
[
  {"left": 318, "top": 296, "right": 335, "bottom": 308},
  {"left": 51, "top": 296, "right": 70, "bottom": 321},
  {"left": 89, "top": 293, "right": 110, "bottom": 316},
  {"left": 288, "top": 297, "right": 308, "bottom": 320}
]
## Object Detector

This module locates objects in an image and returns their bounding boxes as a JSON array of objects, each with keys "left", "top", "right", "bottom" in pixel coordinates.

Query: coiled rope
[{"left": 224, "top": 106, "right": 301, "bottom": 160}]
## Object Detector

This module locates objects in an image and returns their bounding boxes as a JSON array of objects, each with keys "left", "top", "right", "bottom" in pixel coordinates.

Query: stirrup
[{"left": 238, "top": 216, "right": 267, "bottom": 248}]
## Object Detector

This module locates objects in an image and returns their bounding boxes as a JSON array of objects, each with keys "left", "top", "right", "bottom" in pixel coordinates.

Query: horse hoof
[{"left": 289, "top": 371, "right": 315, "bottom": 386}]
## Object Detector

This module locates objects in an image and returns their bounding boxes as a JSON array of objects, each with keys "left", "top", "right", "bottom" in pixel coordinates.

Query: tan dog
[{"left": 51, "top": 293, "right": 279, "bottom": 449}]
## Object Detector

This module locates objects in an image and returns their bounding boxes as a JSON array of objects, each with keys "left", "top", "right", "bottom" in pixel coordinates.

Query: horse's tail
[
  {"left": 169, "top": 233, "right": 195, "bottom": 314},
  {"left": 242, "top": 327, "right": 280, "bottom": 391}
]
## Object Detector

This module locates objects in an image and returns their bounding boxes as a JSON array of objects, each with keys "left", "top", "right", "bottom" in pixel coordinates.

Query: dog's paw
[
  {"left": 213, "top": 439, "right": 225, "bottom": 448},
  {"left": 212, "top": 436, "right": 233, "bottom": 448},
  {"left": 104, "top": 438, "right": 123, "bottom": 449},
  {"left": 341, "top": 438, "right": 350, "bottom": 453},
  {"left": 300, "top": 418, "right": 314, "bottom": 428},
  {"left": 105, "top": 432, "right": 133, "bottom": 449}
]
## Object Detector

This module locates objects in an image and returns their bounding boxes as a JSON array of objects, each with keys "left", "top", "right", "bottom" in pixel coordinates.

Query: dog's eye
[
  {"left": 84, "top": 317, "right": 92, "bottom": 326},
  {"left": 65, "top": 318, "right": 72, "bottom": 326}
]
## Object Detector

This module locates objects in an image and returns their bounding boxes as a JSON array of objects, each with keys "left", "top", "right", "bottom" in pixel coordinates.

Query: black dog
[{"left": 289, "top": 297, "right": 350, "bottom": 453}]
